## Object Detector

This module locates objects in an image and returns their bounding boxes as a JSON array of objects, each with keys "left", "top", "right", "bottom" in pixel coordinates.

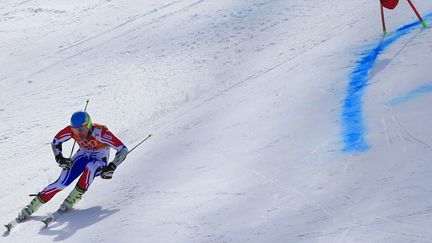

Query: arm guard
[
  {"left": 51, "top": 142, "right": 63, "bottom": 159},
  {"left": 111, "top": 147, "right": 128, "bottom": 168}
]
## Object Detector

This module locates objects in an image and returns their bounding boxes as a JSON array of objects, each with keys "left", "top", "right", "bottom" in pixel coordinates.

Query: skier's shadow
[{"left": 38, "top": 206, "right": 120, "bottom": 241}]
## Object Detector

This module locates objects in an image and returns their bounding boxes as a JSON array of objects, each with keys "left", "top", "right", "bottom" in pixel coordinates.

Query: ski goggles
[{"left": 71, "top": 126, "right": 89, "bottom": 136}]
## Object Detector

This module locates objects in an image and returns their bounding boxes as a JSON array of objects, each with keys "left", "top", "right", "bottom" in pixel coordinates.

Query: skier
[{"left": 16, "top": 111, "right": 128, "bottom": 222}]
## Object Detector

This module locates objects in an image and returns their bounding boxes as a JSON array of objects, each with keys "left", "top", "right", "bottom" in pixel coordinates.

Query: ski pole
[
  {"left": 69, "top": 99, "right": 90, "bottom": 158},
  {"left": 128, "top": 134, "right": 152, "bottom": 154}
]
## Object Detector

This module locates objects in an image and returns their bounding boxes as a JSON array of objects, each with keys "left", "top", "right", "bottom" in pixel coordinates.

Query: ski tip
[{"left": 3, "top": 225, "right": 11, "bottom": 236}]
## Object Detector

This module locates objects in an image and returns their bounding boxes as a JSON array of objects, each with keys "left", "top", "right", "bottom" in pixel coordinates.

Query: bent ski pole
[{"left": 128, "top": 134, "right": 152, "bottom": 154}]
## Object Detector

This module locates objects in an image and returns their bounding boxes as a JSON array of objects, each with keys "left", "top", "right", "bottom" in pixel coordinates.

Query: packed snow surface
[{"left": 1, "top": 0, "right": 432, "bottom": 242}]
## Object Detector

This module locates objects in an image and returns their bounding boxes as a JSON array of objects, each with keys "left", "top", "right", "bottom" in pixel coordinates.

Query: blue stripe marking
[
  {"left": 341, "top": 13, "right": 432, "bottom": 153},
  {"left": 386, "top": 84, "right": 432, "bottom": 106}
]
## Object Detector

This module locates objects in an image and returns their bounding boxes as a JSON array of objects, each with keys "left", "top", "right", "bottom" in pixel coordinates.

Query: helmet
[{"left": 70, "top": 111, "right": 92, "bottom": 129}]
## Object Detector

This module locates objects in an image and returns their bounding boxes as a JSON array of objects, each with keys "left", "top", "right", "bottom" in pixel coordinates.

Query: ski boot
[
  {"left": 61, "top": 186, "right": 86, "bottom": 211},
  {"left": 17, "top": 195, "right": 45, "bottom": 222}
]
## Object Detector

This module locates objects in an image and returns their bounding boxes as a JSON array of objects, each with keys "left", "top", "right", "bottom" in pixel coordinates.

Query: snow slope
[{"left": 1, "top": 0, "right": 432, "bottom": 242}]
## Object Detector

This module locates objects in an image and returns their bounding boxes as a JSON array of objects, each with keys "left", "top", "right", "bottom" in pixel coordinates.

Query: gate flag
[{"left": 381, "top": 0, "right": 399, "bottom": 10}]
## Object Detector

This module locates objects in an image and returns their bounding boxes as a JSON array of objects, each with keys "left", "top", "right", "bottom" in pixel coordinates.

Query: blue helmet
[{"left": 70, "top": 111, "right": 92, "bottom": 129}]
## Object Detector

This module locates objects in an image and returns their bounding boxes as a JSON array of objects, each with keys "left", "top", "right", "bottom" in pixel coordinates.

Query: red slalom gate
[
  {"left": 381, "top": 0, "right": 399, "bottom": 10},
  {"left": 379, "top": 0, "right": 428, "bottom": 35}
]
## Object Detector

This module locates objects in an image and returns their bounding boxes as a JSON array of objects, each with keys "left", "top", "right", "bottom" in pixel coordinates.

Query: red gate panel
[{"left": 381, "top": 0, "right": 399, "bottom": 10}]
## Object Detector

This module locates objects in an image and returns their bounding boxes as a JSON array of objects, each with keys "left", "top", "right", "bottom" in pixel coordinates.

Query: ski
[
  {"left": 41, "top": 207, "right": 67, "bottom": 227},
  {"left": 3, "top": 217, "right": 27, "bottom": 234},
  {"left": 4, "top": 219, "right": 18, "bottom": 234}
]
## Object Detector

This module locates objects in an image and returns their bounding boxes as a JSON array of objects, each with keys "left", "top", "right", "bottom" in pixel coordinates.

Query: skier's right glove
[{"left": 55, "top": 154, "right": 73, "bottom": 169}]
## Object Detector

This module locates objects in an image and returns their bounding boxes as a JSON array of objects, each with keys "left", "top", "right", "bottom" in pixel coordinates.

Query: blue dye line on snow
[
  {"left": 386, "top": 84, "right": 432, "bottom": 106},
  {"left": 341, "top": 13, "right": 432, "bottom": 153}
]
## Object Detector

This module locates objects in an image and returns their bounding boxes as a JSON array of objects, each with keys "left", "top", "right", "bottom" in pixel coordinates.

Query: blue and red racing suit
[{"left": 39, "top": 123, "right": 127, "bottom": 202}]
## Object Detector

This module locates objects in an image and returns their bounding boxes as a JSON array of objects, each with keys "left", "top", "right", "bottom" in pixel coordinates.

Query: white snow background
[{"left": 1, "top": 0, "right": 432, "bottom": 242}]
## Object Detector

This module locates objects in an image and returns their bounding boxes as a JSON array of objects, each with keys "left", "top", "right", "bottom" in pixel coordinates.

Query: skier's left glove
[
  {"left": 99, "top": 163, "right": 117, "bottom": 179},
  {"left": 99, "top": 147, "right": 128, "bottom": 180}
]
